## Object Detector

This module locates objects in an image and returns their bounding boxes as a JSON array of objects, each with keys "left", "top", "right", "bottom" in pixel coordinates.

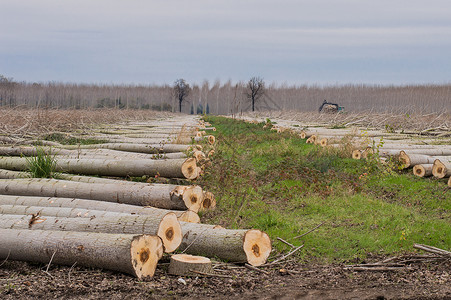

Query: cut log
[
  {"left": 352, "top": 149, "right": 361, "bottom": 160},
  {"left": 0, "top": 169, "right": 30, "bottom": 179},
  {"left": 0, "top": 204, "right": 132, "bottom": 218},
  {"left": 0, "top": 156, "right": 198, "bottom": 179},
  {"left": 448, "top": 176, "right": 451, "bottom": 187},
  {"left": 0, "top": 178, "right": 203, "bottom": 211},
  {"left": 306, "top": 135, "right": 317, "bottom": 144},
  {"left": 193, "top": 151, "right": 206, "bottom": 162},
  {"left": 199, "top": 191, "right": 216, "bottom": 211},
  {"left": 0, "top": 229, "right": 163, "bottom": 279},
  {"left": 56, "top": 143, "right": 193, "bottom": 154},
  {"left": 399, "top": 151, "right": 451, "bottom": 169},
  {"left": 0, "top": 212, "right": 181, "bottom": 253},
  {"left": 168, "top": 254, "right": 212, "bottom": 276},
  {"left": 432, "top": 159, "right": 451, "bottom": 179},
  {"left": 0, "top": 146, "right": 72, "bottom": 156},
  {"left": 413, "top": 164, "right": 433, "bottom": 177},
  {"left": 178, "top": 223, "right": 271, "bottom": 266},
  {"left": 0, "top": 195, "right": 200, "bottom": 223}
]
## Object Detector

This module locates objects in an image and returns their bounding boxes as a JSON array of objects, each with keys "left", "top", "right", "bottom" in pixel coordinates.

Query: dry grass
[
  {"left": 0, "top": 108, "right": 176, "bottom": 140},
  {"left": 242, "top": 110, "right": 451, "bottom": 133}
]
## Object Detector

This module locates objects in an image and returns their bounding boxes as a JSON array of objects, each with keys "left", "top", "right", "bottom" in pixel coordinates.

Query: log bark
[
  {"left": 432, "top": 159, "right": 451, "bottom": 179},
  {"left": 0, "top": 169, "right": 30, "bottom": 179},
  {"left": 0, "top": 229, "right": 163, "bottom": 279},
  {"left": 168, "top": 254, "right": 212, "bottom": 276},
  {"left": 0, "top": 213, "right": 181, "bottom": 253},
  {"left": 398, "top": 151, "right": 451, "bottom": 169},
  {"left": 413, "top": 164, "right": 433, "bottom": 177},
  {"left": 0, "top": 195, "right": 200, "bottom": 223},
  {"left": 0, "top": 204, "right": 131, "bottom": 218},
  {"left": 0, "top": 178, "right": 204, "bottom": 211},
  {"left": 56, "top": 143, "right": 193, "bottom": 154},
  {"left": 0, "top": 156, "right": 199, "bottom": 179},
  {"left": 377, "top": 148, "right": 451, "bottom": 156},
  {"left": 178, "top": 223, "right": 271, "bottom": 266},
  {"left": 0, "top": 146, "right": 72, "bottom": 156}
]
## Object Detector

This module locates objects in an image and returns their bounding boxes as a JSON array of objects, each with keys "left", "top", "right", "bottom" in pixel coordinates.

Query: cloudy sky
[{"left": 1, "top": 0, "right": 451, "bottom": 85}]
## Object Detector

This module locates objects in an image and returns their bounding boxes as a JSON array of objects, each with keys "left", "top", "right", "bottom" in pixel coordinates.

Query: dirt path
[{"left": 1, "top": 258, "right": 449, "bottom": 299}]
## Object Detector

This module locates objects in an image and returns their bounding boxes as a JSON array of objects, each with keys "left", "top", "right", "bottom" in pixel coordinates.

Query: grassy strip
[
  {"left": 43, "top": 133, "right": 108, "bottom": 145},
  {"left": 198, "top": 116, "right": 450, "bottom": 262}
]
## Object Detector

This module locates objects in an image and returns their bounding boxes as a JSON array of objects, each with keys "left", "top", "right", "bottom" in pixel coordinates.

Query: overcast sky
[{"left": 1, "top": 0, "right": 451, "bottom": 86}]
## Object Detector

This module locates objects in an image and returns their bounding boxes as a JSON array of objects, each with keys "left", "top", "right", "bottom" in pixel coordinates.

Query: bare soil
[{"left": 1, "top": 256, "right": 449, "bottom": 299}]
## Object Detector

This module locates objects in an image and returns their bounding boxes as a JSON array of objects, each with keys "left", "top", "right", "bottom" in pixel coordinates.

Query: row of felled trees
[{"left": 1, "top": 74, "right": 450, "bottom": 113}]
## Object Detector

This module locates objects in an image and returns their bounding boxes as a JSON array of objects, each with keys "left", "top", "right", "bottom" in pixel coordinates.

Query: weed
[{"left": 26, "top": 147, "right": 57, "bottom": 178}]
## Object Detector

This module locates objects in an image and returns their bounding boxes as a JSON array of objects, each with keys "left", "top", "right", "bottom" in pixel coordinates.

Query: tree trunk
[
  {"left": 413, "top": 164, "right": 433, "bottom": 177},
  {"left": 55, "top": 143, "right": 193, "bottom": 154},
  {"left": 0, "top": 169, "right": 30, "bottom": 179},
  {"left": 0, "top": 146, "right": 72, "bottom": 156},
  {"left": 0, "top": 213, "right": 181, "bottom": 253},
  {"left": 0, "top": 195, "right": 200, "bottom": 223},
  {"left": 0, "top": 157, "right": 199, "bottom": 179},
  {"left": 168, "top": 254, "right": 212, "bottom": 276},
  {"left": 432, "top": 159, "right": 451, "bottom": 178},
  {"left": 0, "top": 178, "right": 204, "bottom": 211},
  {"left": 0, "top": 204, "right": 133, "bottom": 218},
  {"left": 399, "top": 151, "right": 451, "bottom": 168},
  {"left": 378, "top": 148, "right": 451, "bottom": 156},
  {"left": 178, "top": 223, "right": 271, "bottom": 266},
  {"left": 0, "top": 229, "right": 163, "bottom": 279}
]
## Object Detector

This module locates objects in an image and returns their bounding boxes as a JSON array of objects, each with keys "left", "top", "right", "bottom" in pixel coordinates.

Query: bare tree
[
  {"left": 246, "top": 76, "right": 265, "bottom": 112},
  {"left": 0, "top": 75, "right": 17, "bottom": 107},
  {"left": 173, "top": 79, "right": 190, "bottom": 113}
]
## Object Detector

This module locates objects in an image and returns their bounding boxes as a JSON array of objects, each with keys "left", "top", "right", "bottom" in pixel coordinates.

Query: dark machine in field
[{"left": 318, "top": 100, "right": 344, "bottom": 113}]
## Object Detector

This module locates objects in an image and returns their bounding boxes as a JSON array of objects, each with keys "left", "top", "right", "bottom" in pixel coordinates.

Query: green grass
[
  {"left": 26, "top": 147, "right": 57, "bottom": 178},
  {"left": 198, "top": 116, "right": 451, "bottom": 262}
]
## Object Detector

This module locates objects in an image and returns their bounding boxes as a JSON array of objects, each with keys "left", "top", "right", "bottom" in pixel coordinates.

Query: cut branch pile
[{"left": 0, "top": 116, "right": 272, "bottom": 279}]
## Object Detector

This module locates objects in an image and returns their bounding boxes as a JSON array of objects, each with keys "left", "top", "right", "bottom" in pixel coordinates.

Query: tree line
[{"left": 1, "top": 75, "right": 449, "bottom": 114}]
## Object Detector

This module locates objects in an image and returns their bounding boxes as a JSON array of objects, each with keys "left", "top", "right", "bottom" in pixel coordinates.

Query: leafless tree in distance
[
  {"left": 246, "top": 76, "right": 265, "bottom": 112},
  {"left": 173, "top": 79, "right": 190, "bottom": 113}
]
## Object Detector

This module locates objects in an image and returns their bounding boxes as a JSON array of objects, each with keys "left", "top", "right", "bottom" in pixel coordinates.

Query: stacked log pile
[
  {"left": 242, "top": 116, "right": 451, "bottom": 187},
  {"left": 0, "top": 116, "right": 272, "bottom": 279}
]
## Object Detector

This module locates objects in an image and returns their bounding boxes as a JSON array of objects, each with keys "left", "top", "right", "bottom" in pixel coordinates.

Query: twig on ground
[
  {"left": 293, "top": 222, "right": 324, "bottom": 240},
  {"left": 0, "top": 250, "right": 11, "bottom": 267},
  {"left": 68, "top": 262, "right": 77, "bottom": 282},
  {"left": 261, "top": 244, "right": 305, "bottom": 267},
  {"left": 43, "top": 250, "right": 57, "bottom": 278},
  {"left": 276, "top": 237, "right": 295, "bottom": 248},
  {"left": 413, "top": 243, "right": 451, "bottom": 257},
  {"left": 244, "top": 263, "right": 270, "bottom": 275},
  {"left": 189, "top": 270, "right": 233, "bottom": 278},
  {"left": 344, "top": 266, "right": 412, "bottom": 271}
]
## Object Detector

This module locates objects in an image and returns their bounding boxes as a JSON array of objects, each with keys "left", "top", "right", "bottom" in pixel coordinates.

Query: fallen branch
[
  {"left": 189, "top": 270, "right": 233, "bottom": 279},
  {"left": 293, "top": 222, "right": 324, "bottom": 240},
  {"left": 244, "top": 263, "right": 270, "bottom": 275},
  {"left": 413, "top": 243, "right": 451, "bottom": 257}
]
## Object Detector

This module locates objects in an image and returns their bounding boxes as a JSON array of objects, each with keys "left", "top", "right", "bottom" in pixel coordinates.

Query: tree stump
[{"left": 168, "top": 254, "right": 212, "bottom": 276}]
